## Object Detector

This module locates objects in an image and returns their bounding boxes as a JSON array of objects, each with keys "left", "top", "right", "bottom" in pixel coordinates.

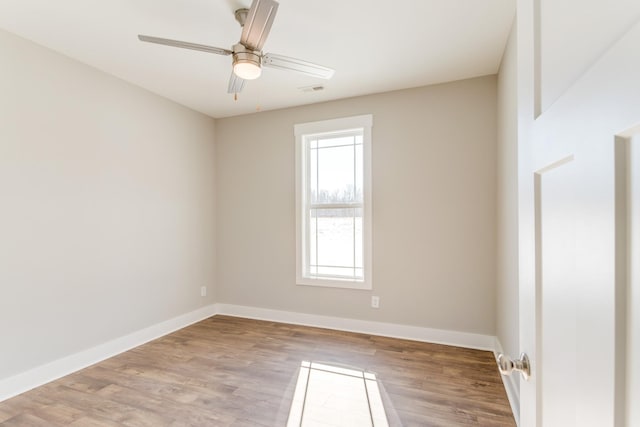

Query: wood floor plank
[{"left": 0, "top": 315, "right": 515, "bottom": 426}]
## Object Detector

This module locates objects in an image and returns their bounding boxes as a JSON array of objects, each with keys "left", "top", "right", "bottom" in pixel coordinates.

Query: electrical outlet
[
  {"left": 200, "top": 286, "right": 207, "bottom": 297},
  {"left": 371, "top": 296, "right": 380, "bottom": 309}
]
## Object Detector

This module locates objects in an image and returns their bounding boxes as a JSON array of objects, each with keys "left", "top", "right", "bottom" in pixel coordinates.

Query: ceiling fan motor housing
[{"left": 234, "top": 8, "right": 249, "bottom": 27}]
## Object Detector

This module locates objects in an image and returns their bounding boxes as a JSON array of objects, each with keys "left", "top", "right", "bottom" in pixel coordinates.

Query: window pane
[
  {"left": 317, "top": 144, "right": 355, "bottom": 203},
  {"left": 311, "top": 208, "right": 363, "bottom": 279},
  {"left": 316, "top": 208, "right": 353, "bottom": 268}
]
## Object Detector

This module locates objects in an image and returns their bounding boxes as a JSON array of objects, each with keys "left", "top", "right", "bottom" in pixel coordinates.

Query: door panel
[
  {"left": 539, "top": 0, "right": 640, "bottom": 113},
  {"left": 628, "top": 136, "right": 640, "bottom": 427},
  {"left": 535, "top": 157, "right": 577, "bottom": 427},
  {"left": 615, "top": 132, "right": 640, "bottom": 427}
]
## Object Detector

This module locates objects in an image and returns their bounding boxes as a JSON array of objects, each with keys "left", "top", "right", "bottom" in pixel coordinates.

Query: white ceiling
[{"left": 0, "top": 0, "right": 515, "bottom": 118}]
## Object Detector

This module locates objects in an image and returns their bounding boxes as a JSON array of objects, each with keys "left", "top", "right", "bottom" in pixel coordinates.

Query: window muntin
[{"left": 295, "top": 115, "right": 372, "bottom": 289}]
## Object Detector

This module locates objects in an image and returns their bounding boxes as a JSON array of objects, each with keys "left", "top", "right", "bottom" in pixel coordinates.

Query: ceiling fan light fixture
[
  {"left": 232, "top": 47, "right": 262, "bottom": 80},
  {"left": 233, "top": 59, "right": 262, "bottom": 80}
]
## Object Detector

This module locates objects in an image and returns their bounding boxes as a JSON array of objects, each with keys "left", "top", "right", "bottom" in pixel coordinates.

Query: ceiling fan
[{"left": 138, "top": 0, "right": 334, "bottom": 96}]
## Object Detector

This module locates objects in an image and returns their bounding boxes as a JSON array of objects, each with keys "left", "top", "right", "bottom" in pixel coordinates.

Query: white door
[
  {"left": 514, "top": 2, "right": 640, "bottom": 427},
  {"left": 630, "top": 136, "right": 640, "bottom": 427},
  {"left": 617, "top": 134, "right": 640, "bottom": 427}
]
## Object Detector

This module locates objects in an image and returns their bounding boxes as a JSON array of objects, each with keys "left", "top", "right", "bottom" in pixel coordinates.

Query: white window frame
[{"left": 295, "top": 114, "right": 373, "bottom": 290}]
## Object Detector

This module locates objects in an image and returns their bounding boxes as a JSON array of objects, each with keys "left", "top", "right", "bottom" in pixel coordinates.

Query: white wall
[
  {"left": 0, "top": 30, "right": 216, "bottom": 381},
  {"left": 496, "top": 19, "right": 520, "bottom": 408},
  {"left": 215, "top": 76, "right": 498, "bottom": 335}
]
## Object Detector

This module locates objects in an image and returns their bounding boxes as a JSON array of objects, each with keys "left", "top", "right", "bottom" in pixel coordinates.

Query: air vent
[{"left": 299, "top": 85, "right": 325, "bottom": 93}]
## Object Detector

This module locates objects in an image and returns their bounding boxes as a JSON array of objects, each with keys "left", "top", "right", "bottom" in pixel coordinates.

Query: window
[{"left": 295, "top": 115, "right": 372, "bottom": 289}]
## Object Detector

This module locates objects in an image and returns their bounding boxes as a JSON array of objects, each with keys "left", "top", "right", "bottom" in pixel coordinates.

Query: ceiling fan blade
[
  {"left": 138, "top": 35, "right": 232, "bottom": 56},
  {"left": 228, "top": 72, "right": 246, "bottom": 94},
  {"left": 262, "top": 53, "right": 334, "bottom": 79},
  {"left": 240, "top": 0, "right": 279, "bottom": 51}
]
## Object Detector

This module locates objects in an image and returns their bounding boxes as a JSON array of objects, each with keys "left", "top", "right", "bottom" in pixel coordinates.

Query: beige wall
[
  {"left": 0, "top": 26, "right": 500, "bottom": 384},
  {"left": 0, "top": 30, "right": 216, "bottom": 380},
  {"left": 215, "top": 76, "right": 498, "bottom": 335},
  {"left": 496, "top": 21, "right": 520, "bottom": 403}
]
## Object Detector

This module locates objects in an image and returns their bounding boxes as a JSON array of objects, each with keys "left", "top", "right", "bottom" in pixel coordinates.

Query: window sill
[{"left": 296, "top": 277, "right": 372, "bottom": 290}]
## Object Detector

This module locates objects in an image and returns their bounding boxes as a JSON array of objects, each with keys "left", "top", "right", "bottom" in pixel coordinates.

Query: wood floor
[{"left": 0, "top": 316, "right": 515, "bottom": 426}]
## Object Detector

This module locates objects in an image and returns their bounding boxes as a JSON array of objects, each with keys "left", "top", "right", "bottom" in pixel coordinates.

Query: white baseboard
[
  {"left": 0, "top": 304, "right": 217, "bottom": 403},
  {"left": 214, "top": 303, "right": 496, "bottom": 351},
  {"left": 494, "top": 337, "right": 520, "bottom": 426}
]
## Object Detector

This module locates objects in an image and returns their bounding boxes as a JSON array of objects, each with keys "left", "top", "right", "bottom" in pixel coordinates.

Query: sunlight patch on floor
[{"left": 287, "top": 361, "right": 389, "bottom": 427}]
